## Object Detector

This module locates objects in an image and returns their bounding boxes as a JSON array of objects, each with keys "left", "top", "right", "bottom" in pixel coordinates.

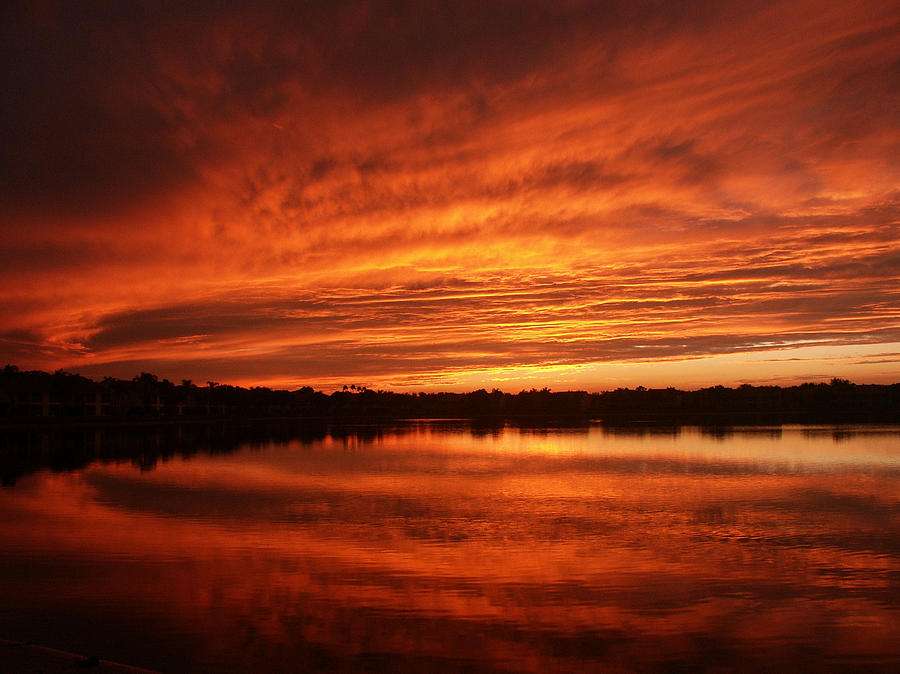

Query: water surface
[{"left": 1, "top": 422, "right": 899, "bottom": 672}]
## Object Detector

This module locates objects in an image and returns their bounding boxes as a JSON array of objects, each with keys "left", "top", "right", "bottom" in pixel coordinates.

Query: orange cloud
[{"left": 1, "top": 1, "right": 898, "bottom": 390}]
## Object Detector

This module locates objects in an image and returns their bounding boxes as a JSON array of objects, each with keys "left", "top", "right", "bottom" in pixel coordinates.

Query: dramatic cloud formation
[{"left": 1, "top": 0, "right": 898, "bottom": 390}]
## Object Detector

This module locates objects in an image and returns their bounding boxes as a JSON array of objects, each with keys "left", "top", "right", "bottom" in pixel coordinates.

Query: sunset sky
[{"left": 1, "top": 0, "right": 898, "bottom": 391}]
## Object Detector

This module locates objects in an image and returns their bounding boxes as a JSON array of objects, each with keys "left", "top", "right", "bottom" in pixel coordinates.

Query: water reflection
[{"left": 1, "top": 422, "right": 899, "bottom": 672}]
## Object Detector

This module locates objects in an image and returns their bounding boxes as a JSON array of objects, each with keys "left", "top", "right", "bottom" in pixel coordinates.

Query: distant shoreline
[{"left": 2, "top": 366, "right": 898, "bottom": 425}]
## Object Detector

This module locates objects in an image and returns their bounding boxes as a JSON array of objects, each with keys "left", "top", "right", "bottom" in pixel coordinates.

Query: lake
[{"left": 1, "top": 421, "right": 899, "bottom": 672}]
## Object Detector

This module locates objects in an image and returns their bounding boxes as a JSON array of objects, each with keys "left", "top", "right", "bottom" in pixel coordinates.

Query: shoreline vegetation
[{"left": 1, "top": 365, "right": 898, "bottom": 425}]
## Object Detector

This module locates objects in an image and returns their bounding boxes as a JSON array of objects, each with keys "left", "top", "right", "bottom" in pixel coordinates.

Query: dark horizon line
[
  {"left": 3, "top": 363, "right": 896, "bottom": 396},
  {"left": 3, "top": 363, "right": 899, "bottom": 426}
]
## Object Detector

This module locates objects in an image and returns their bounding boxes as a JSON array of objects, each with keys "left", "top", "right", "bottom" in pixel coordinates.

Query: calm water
[{"left": 1, "top": 421, "right": 900, "bottom": 672}]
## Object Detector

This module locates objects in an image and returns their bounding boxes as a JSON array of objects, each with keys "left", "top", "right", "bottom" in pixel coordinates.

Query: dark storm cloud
[
  {"left": 1, "top": 2, "right": 204, "bottom": 217},
  {"left": 0, "top": 0, "right": 756, "bottom": 218},
  {"left": 0, "top": 241, "right": 122, "bottom": 272}
]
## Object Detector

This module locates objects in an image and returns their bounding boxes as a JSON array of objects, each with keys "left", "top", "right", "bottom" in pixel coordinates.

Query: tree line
[{"left": 1, "top": 365, "right": 898, "bottom": 423}]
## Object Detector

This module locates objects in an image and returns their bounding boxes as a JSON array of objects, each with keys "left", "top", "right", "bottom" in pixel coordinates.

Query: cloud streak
[{"left": 1, "top": 0, "right": 898, "bottom": 389}]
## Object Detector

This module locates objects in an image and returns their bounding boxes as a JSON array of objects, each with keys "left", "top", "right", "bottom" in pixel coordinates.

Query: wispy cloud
[{"left": 1, "top": 1, "right": 898, "bottom": 389}]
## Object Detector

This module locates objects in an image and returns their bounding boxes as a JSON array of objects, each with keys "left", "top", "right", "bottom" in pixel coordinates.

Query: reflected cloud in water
[{"left": 1, "top": 422, "right": 899, "bottom": 671}]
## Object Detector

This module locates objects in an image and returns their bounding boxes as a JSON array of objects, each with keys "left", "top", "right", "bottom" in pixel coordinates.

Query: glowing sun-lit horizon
[{"left": 1, "top": 1, "right": 898, "bottom": 392}]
